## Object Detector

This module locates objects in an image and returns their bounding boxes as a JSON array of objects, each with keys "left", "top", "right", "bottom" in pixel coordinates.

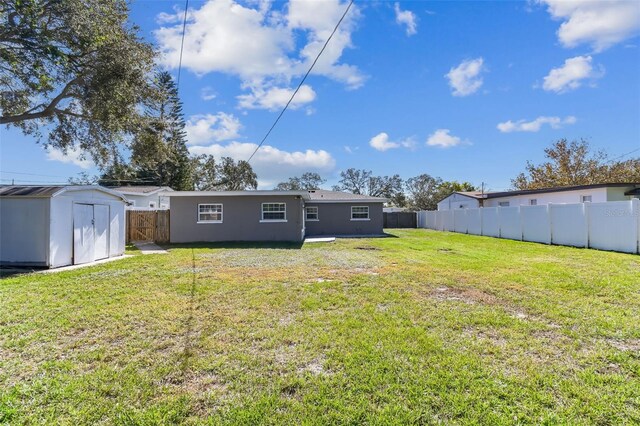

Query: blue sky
[{"left": 1, "top": 0, "right": 639, "bottom": 190}]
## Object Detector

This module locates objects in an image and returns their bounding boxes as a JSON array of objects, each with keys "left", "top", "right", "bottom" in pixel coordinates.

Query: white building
[
  {"left": 0, "top": 186, "right": 127, "bottom": 268},
  {"left": 437, "top": 183, "right": 640, "bottom": 211},
  {"left": 111, "top": 186, "right": 173, "bottom": 209}
]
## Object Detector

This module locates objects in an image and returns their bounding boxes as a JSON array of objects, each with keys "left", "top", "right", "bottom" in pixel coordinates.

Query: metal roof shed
[{"left": 0, "top": 186, "right": 128, "bottom": 268}]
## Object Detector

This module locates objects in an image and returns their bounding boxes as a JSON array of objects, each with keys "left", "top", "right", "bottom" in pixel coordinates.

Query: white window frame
[
  {"left": 581, "top": 195, "right": 592, "bottom": 203},
  {"left": 261, "top": 202, "right": 287, "bottom": 222},
  {"left": 498, "top": 201, "right": 510, "bottom": 207},
  {"left": 306, "top": 206, "right": 319, "bottom": 221},
  {"left": 198, "top": 203, "right": 223, "bottom": 223},
  {"left": 529, "top": 199, "right": 537, "bottom": 206},
  {"left": 351, "top": 206, "right": 370, "bottom": 221}
]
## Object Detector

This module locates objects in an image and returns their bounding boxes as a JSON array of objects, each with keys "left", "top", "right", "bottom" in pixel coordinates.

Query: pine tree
[{"left": 130, "top": 71, "right": 194, "bottom": 190}]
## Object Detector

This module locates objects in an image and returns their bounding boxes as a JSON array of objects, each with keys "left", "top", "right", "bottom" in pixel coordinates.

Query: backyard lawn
[{"left": 1, "top": 229, "right": 639, "bottom": 424}]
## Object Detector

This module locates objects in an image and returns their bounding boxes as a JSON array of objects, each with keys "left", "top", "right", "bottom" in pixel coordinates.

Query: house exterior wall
[
  {"left": 170, "top": 195, "right": 305, "bottom": 243},
  {"left": 124, "top": 193, "right": 170, "bottom": 209},
  {"left": 484, "top": 188, "right": 611, "bottom": 207},
  {"left": 304, "top": 202, "right": 384, "bottom": 236},
  {"left": 0, "top": 198, "right": 49, "bottom": 266},
  {"left": 437, "top": 194, "right": 481, "bottom": 211}
]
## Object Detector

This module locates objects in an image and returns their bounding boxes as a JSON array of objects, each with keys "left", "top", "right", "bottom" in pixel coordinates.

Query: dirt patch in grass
[
  {"left": 606, "top": 338, "right": 640, "bottom": 352},
  {"left": 430, "top": 286, "right": 500, "bottom": 305},
  {"left": 199, "top": 248, "right": 381, "bottom": 270}
]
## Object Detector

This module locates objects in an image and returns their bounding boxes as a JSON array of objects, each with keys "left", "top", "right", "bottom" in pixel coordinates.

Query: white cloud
[
  {"left": 445, "top": 58, "right": 485, "bottom": 97},
  {"left": 155, "top": 0, "right": 364, "bottom": 110},
  {"left": 539, "top": 0, "right": 640, "bottom": 52},
  {"left": 426, "top": 129, "right": 466, "bottom": 148},
  {"left": 542, "top": 55, "right": 604, "bottom": 93},
  {"left": 185, "top": 112, "right": 242, "bottom": 145},
  {"left": 201, "top": 86, "right": 217, "bottom": 101},
  {"left": 497, "top": 116, "right": 577, "bottom": 133},
  {"left": 394, "top": 3, "right": 418, "bottom": 36},
  {"left": 237, "top": 84, "right": 316, "bottom": 110},
  {"left": 189, "top": 141, "right": 336, "bottom": 188},
  {"left": 369, "top": 132, "right": 415, "bottom": 151},
  {"left": 46, "top": 147, "right": 93, "bottom": 169}
]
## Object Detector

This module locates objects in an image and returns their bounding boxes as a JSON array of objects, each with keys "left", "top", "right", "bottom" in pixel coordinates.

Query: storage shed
[{"left": 0, "top": 186, "right": 128, "bottom": 268}]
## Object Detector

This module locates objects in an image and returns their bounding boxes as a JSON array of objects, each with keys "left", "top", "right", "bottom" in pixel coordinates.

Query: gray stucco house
[{"left": 165, "top": 189, "right": 386, "bottom": 243}]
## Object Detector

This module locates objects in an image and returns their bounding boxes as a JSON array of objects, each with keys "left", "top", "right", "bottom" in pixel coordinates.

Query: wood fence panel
[
  {"left": 126, "top": 210, "right": 170, "bottom": 243},
  {"left": 383, "top": 212, "right": 417, "bottom": 228}
]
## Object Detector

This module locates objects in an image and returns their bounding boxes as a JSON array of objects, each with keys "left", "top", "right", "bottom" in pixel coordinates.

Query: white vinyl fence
[{"left": 417, "top": 199, "right": 640, "bottom": 254}]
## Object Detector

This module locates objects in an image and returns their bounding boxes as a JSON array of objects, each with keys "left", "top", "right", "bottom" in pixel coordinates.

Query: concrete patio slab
[{"left": 133, "top": 242, "right": 168, "bottom": 254}]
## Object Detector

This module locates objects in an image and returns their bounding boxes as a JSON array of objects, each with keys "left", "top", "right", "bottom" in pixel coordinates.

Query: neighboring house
[
  {"left": 383, "top": 207, "right": 408, "bottom": 213},
  {"left": 111, "top": 186, "right": 173, "bottom": 209},
  {"left": 437, "top": 183, "right": 640, "bottom": 211},
  {"left": 165, "top": 189, "right": 386, "bottom": 243},
  {"left": 0, "top": 186, "right": 127, "bottom": 268}
]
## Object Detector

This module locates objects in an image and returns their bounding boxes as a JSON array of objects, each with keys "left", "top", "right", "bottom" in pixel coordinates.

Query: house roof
[
  {"left": 442, "top": 183, "right": 640, "bottom": 203},
  {"left": 160, "top": 189, "right": 387, "bottom": 203},
  {"left": 484, "top": 182, "right": 640, "bottom": 199},
  {"left": 162, "top": 190, "right": 312, "bottom": 199},
  {"left": 112, "top": 186, "right": 174, "bottom": 195},
  {"left": 0, "top": 185, "right": 129, "bottom": 201},
  {"left": 306, "top": 189, "right": 387, "bottom": 203}
]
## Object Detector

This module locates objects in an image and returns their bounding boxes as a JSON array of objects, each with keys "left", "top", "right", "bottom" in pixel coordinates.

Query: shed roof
[
  {"left": 111, "top": 186, "right": 174, "bottom": 195},
  {"left": 0, "top": 185, "right": 128, "bottom": 201}
]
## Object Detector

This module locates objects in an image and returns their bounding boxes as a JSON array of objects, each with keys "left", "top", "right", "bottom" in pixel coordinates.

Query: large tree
[
  {"left": 0, "top": 0, "right": 155, "bottom": 166},
  {"left": 333, "top": 168, "right": 404, "bottom": 199},
  {"left": 405, "top": 174, "right": 476, "bottom": 211},
  {"left": 512, "top": 139, "right": 640, "bottom": 190},
  {"left": 130, "top": 72, "right": 193, "bottom": 190},
  {"left": 274, "top": 172, "right": 326, "bottom": 190},
  {"left": 193, "top": 156, "right": 258, "bottom": 191}
]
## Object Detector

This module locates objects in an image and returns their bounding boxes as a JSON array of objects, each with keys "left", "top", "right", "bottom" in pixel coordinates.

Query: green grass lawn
[{"left": 1, "top": 229, "right": 639, "bottom": 425}]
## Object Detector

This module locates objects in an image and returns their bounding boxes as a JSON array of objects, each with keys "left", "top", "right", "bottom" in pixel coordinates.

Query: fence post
[{"left": 633, "top": 198, "right": 640, "bottom": 254}]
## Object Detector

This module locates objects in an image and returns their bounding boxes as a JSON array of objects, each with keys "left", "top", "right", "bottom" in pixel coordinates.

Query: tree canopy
[
  {"left": 274, "top": 172, "right": 326, "bottom": 190},
  {"left": 332, "top": 168, "right": 403, "bottom": 200},
  {"left": 512, "top": 139, "right": 640, "bottom": 190},
  {"left": 129, "top": 71, "right": 193, "bottom": 190},
  {"left": 405, "top": 174, "right": 476, "bottom": 211},
  {"left": 0, "top": 0, "right": 155, "bottom": 167},
  {"left": 193, "top": 156, "right": 258, "bottom": 191}
]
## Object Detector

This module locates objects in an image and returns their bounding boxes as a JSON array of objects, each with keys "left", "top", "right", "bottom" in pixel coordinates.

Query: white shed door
[
  {"left": 94, "top": 205, "right": 110, "bottom": 260},
  {"left": 73, "top": 204, "right": 95, "bottom": 265}
]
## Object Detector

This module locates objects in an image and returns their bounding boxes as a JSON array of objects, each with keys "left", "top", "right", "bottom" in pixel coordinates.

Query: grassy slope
[{"left": 0, "top": 230, "right": 638, "bottom": 425}]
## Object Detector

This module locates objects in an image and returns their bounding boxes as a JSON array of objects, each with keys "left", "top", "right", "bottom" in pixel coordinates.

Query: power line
[
  {"left": 247, "top": 0, "right": 355, "bottom": 163},
  {"left": 607, "top": 147, "right": 640, "bottom": 163},
  {"left": 0, "top": 170, "right": 70, "bottom": 178},
  {"left": 176, "top": 0, "right": 190, "bottom": 90}
]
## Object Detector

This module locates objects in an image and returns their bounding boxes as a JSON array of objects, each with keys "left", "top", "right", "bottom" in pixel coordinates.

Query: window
[
  {"left": 498, "top": 201, "right": 510, "bottom": 207},
  {"left": 306, "top": 206, "right": 319, "bottom": 221},
  {"left": 351, "top": 206, "right": 369, "bottom": 220},
  {"left": 581, "top": 195, "right": 592, "bottom": 203},
  {"left": 262, "top": 203, "right": 286, "bottom": 221},
  {"left": 198, "top": 204, "right": 223, "bottom": 223},
  {"left": 529, "top": 199, "right": 537, "bottom": 206}
]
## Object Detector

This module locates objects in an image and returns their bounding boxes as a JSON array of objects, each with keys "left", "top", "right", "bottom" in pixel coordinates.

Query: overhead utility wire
[
  {"left": 176, "top": 0, "right": 190, "bottom": 90},
  {"left": 247, "top": 0, "right": 355, "bottom": 163}
]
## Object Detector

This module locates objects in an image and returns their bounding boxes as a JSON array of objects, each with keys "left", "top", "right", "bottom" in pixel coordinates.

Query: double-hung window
[
  {"left": 581, "top": 195, "right": 592, "bottom": 203},
  {"left": 498, "top": 201, "right": 510, "bottom": 207},
  {"left": 351, "top": 206, "right": 369, "bottom": 220},
  {"left": 198, "top": 203, "right": 223, "bottom": 223},
  {"left": 306, "top": 206, "right": 319, "bottom": 221},
  {"left": 262, "top": 203, "right": 286, "bottom": 221}
]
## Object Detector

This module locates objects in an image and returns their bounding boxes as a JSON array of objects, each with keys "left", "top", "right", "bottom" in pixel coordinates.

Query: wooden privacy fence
[
  {"left": 384, "top": 212, "right": 417, "bottom": 228},
  {"left": 126, "top": 210, "right": 170, "bottom": 243}
]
